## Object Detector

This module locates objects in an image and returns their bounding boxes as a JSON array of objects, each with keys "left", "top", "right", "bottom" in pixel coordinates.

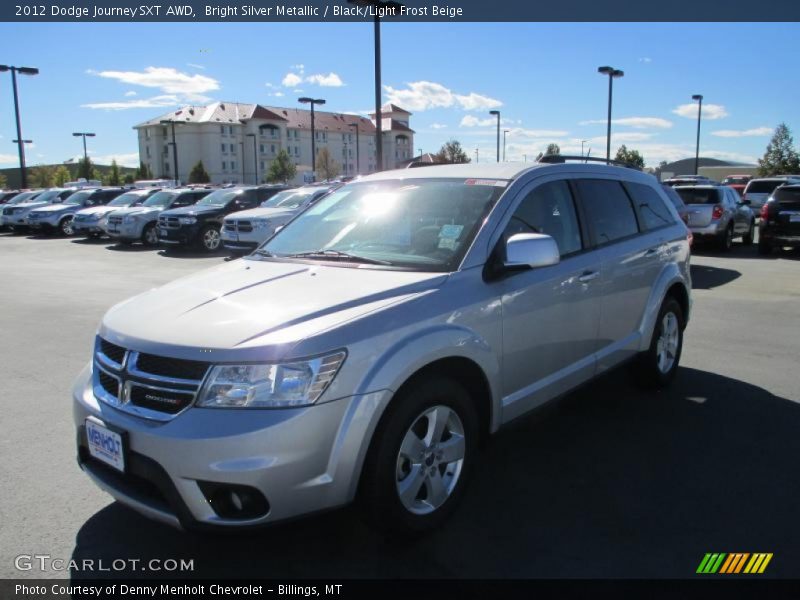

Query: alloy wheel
[
  {"left": 61, "top": 218, "right": 74, "bottom": 236},
  {"left": 203, "top": 228, "right": 221, "bottom": 251},
  {"left": 656, "top": 312, "right": 680, "bottom": 374}
]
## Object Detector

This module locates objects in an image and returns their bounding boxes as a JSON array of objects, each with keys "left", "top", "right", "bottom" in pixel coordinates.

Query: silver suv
[
  {"left": 675, "top": 184, "right": 755, "bottom": 251},
  {"left": 73, "top": 162, "right": 691, "bottom": 535}
]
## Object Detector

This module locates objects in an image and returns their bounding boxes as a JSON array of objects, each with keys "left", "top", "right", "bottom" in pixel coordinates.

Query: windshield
[
  {"left": 675, "top": 188, "right": 721, "bottom": 205},
  {"left": 109, "top": 192, "right": 147, "bottom": 207},
  {"left": 258, "top": 178, "right": 506, "bottom": 271},
  {"left": 8, "top": 192, "right": 38, "bottom": 204},
  {"left": 142, "top": 191, "right": 178, "bottom": 207},
  {"left": 196, "top": 189, "right": 242, "bottom": 206},
  {"left": 24, "top": 189, "right": 59, "bottom": 203},
  {"left": 261, "top": 189, "right": 319, "bottom": 209},
  {"left": 65, "top": 190, "right": 93, "bottom": 205}
]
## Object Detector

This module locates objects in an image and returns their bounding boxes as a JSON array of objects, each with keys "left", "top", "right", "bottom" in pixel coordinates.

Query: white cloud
[
  {"left": 123, "top": 91, "right": 137, "bottom": 97},
  {"left": 81, "top": 94, "right": 181, "bottom": 111},
  {"left": 0, "top": 153, "right": 19, "bottom": 164},
  {"left": 186, "top": 63, "right": 205, "bottom": 70},
  {"left": 460, "top": 115, "right": 496, "bottom": 127},
  {"left": 305, "top": 72, "right": 344, "bottom": 87},
  {"left": 579, "top": 117, "right": 673, "bottom": 129},
  {"left": 292, "top": 89, "right": 304, "bottom": 93},
  {"left": 638, "top": 57, "right": 652, "bottom": 63},
  {"left": 290, "top": 64, "right": 305, "bottom": 73},
  {"left": 711, "top": 127, "right": 773, "bottom": 138},
  {"left": 672, "top": 103, "right": 729, "bottom": 120},
  {"left": 91, "top": 152, "right": 140, "bottom": 168},
  {"left": 429, "top": 123, "right": 447, "bottom": 129},
  {"left": 281, "top": 72, "right": 303, "bottom": 87},
  {"left": 383, "top": 80, "right": 502, "bottom": 112},
  {"left": 268, "top": 91, "right": 285, "bottom": 97},
  {"left": 88, "top": 66, "right": 219, "bottom": 103},
  {"left": 509, "top": 128, "right": 570, "bottom": 138},
  {"left": 587, "top": 132, "right": 656, "bottom": 144}
]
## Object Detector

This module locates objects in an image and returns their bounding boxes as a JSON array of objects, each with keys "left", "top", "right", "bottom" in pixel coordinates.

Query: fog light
[{"left": 197, "top": 481, "right": 270, "bottom": 520}]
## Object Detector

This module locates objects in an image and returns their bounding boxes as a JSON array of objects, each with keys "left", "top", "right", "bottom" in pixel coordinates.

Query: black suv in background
[
  {"left": 759, "top": 183, "right": 800, "bottom": 254},
  {"left": 158, "top": 185, "right": 289, "bottom": 252}
]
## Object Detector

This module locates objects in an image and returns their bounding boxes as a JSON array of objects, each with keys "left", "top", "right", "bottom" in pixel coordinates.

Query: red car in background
[{"left": 721, "top": 174, "right": 752, "bottom": 197}]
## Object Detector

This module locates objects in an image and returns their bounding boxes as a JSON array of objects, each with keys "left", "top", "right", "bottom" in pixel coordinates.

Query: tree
[
  {"left": 758, "top": 123, "right": 800, "bottom": 176},
  {"left": 315, "top": 147, "right": 340, "bottom": 181},
  {"left": 107, "top": 159, "right": 121, "bottom": 186},
  {"left": 134, "top": 161, "right": 153, "bottom": 181},
  {"left": 615, "top": 144, "right": 646, "bottom": 169},
  {"left": 123, "top": 174, "right": 135, "bottom": 184},
  {"left": 53, "top": 165, "right": 71, "bottom": 187},
  {"left": 29, "top": 165, "right": 55, "bottom": 188},
  {"left": 77, "top": 156, "right": 98, "bottom": 180},
  {"left": 433, "top": 139, "right": 470, "bottom": 164},
  {"left": 266, "top": 150, "right": 297, "bottom": 183},
  {"left": 188, "top": 160, "right": 211, "bottom": 183},
  {"left": 545, "top": 143, "right": 561, "bottom": 156},
  {"left": 0, "top": 173, "right": 7, "bottom": 188}
]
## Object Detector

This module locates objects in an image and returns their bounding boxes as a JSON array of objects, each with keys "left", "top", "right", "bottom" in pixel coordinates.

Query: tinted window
[
  {"left": 660, "top": 185, "right": 686, "bottom": 210},
  {"left": 172, "top": 193, "right": 196, "bottom": 207},
  {"left": 627, "top": 182, "right": 676, "bottom": 231},
  {"left": 746, "top": 180, "right": 787, "bottom": 194},
  {"left": 504, "top": 180, "right": 582, "bottom": 256},
  {"left": 676, "top": 188, "right": 721, "bottom": 205},
  {"left": 575, "top": 180, "right": 639, "bottom": 245}
]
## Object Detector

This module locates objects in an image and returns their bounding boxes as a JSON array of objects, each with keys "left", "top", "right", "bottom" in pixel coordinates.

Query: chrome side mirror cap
[{"left": 504, "top": 233, "right": 560, "bottom": 270}]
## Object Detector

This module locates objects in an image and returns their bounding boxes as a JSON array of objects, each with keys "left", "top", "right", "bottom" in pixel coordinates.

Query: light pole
[
  {"left": 581, "top": 139, "right": 588, "bottom": 157},
  {"left": 246, "top": 133, "right": 258, "bottom": 184},
  {"left": 299, "top": 97, "right": 325, "bottom": 182},
  {"left": 489, "top": 110, "right": 501, "bottom": 162},
  {"left": 348, "top": 0, "right": 403, "bottom": 173},
  {"left": 503, "top": 129, "right": 510, "bottom": 162},
  {"left": 523, "top": 154, "right": 527, "bottom": 162},
  {"left": 348, "top": 122, "right": 360, "bottom": 174},
  {"left": 692, "top": 94, "right": 703, "bottom": 175},
  {"left": 72, "top": 132, "right": 95, "bottom": 165},
  {"left": 597, "top": 66, "right": 624, "bottom": 163},
  {"left": 0, "top": 65, "right": 39, "bottom": 189},
  {"left": 475, "top": 148, "right": 479, "bottom": 163},
  {"left": 160, "top": 119, "right": 180, "bottom": 183}
]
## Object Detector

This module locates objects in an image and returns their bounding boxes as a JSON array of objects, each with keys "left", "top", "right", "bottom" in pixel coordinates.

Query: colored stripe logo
[{"left": 696, "top": 553, "right": 773, "bottom": 574}]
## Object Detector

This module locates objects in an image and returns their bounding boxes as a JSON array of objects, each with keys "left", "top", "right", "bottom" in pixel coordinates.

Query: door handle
[
  {"left": 644, "top": 247, "right": 659, "bottom": 257},
  {"left": 578, "top": 271, "right": 600, "bottom": 283}
]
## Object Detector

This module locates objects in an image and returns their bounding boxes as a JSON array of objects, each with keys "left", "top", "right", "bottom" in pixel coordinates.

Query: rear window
[
  {"left": 675, "top": 188, "right": 721, "bottom": 205},
  {"left": 627, "top": 183, "right": 676, "bottom": 231},
  {"left": 774, "top": 187, "right": 800, "bottom": 206},
  {"left": 746, "top": 180, "right": 786, "bottom": 194}
]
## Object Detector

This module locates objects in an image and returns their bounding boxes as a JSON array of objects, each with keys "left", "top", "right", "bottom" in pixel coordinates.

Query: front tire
[
  {"left": 718, "top": 224, "right": 733, "bottom": 252},
  {"left": 359, "top": 376, "right": 478, "bottom": 538},
  {"left": 742, "top": 220, "right": 754, "bottom": 245},
  {"left": 59, "top": 217, "right": 74, "bottom": 236},
  {"left": 634, "top": 297, "right": 684, "bottom": 389},
  {"left": 141, "top": 223, "right": 159, "bottom": 247},
  {"left": 198, "top": 225, "right": 221, "bottom": 252}
]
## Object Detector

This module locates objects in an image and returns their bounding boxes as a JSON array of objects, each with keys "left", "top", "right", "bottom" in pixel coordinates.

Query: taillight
[
  {"left": 687, "top": 227, "right": 694, "bottom": 247},
  {"left": 760, "top": 202, "right": 770, "bottom": 219},
  {"left": 711, "top": 204, "right": 724, "bottom": 220}
]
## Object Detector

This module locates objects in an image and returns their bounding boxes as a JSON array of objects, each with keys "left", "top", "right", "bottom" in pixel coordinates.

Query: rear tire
[
  {"left": 198, "top": 225, "right": 221, "bottom": 252},
  {"left": 634, "top": 297, "right": 684, "bottom": 389},
  {"left": 742, "top": 220, "right": 754, "bottom": 245},
  {"left": 359, "top": 376, "right": 478, "bottom": 538},
  {"left": 141, "top": 223, "right": 159, "bottom": 247}
]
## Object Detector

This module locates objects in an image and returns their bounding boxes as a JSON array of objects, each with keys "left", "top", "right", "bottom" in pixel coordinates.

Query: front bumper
[
  {"left": 72, "top": 220, "right": 105, "bottom": 235},
  {"left": 158, "top": 224, "right": 199, "bottom": 246},
  {"left": 72, "top": 363, "right": 390, "bottom": 530},
  {"left": 107, "top": 221, "right": 146, "bottom": 242},
  {"left": 221, "top": 228, "right": 270, "bottom": 253},
  {"left": 28, "top": 214, "right": 65, "bottom": 229}
]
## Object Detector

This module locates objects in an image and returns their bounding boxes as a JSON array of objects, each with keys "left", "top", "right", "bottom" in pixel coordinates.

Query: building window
[
  {"left": 260, "top": 161, "right": 265, "bottom": 170},
  {"left": 230, "top": 144, "right": 236, "bottom": 154},
  {"left": 231, "top": 161, "right": 236, "bottom": 171},
  {"left": 221, "top": 125, "right": 226, "bottom": 135},
  {"left": 221, "top": 143, "right": 227, "bottom": 154},
  {"left": 222, "top": 161, "right": 227, "bottom": 171},
  {"left": 164, "top": 162, "right": 170, "bottom": 173},
  {"left": 294, "top": 130, "right": 299, "bottom": 139},
  {"left": 144, "top": 129, "right": 151, "bottom": 139},
  {"left": 295, "top": 147, "right": 300, "bottom": 157},
  {"left": 145, "top": 146, "right": 151, "bottom": 158},
  {"left": 162, "top": 127, "right": 168, "bottom": 137},
  {"left": 271, "top": 144, "right": 276, "bottom": 154},
  {"left": 259, "top": 144, "right": 265, "bottom": 154}
]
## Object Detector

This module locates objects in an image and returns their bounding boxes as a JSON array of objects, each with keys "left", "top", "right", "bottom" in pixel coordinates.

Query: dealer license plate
[{"left": 85, "top": 419, "right": 125, "bottom": 473}]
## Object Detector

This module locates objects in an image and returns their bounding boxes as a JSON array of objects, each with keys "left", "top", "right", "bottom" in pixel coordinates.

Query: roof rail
[{"left": 536, "top": 154, "right": 642, "bottom": 171}]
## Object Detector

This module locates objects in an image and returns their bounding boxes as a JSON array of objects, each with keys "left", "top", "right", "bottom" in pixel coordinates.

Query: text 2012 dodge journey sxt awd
[{"left": 73, "top": 161, "right": 691, "bottom": 535}]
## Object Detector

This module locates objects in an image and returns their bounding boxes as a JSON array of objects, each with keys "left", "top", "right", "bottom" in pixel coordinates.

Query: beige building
[{"left": 134, "top": 102, "right": 414, "bottom": 185}]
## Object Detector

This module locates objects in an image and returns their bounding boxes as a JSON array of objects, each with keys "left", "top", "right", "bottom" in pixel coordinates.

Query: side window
[
  {"left": 503, "top": 180, "right": 582, "bottom": 257},
  {"left": 626, "top": 182, "right": 676, "bottom": 231},
  {"left": 575, "top": 179, "right": 640, "bottom": 245},
  {"left": 173, "top": 194, "right": 191, "bottom": 207}
]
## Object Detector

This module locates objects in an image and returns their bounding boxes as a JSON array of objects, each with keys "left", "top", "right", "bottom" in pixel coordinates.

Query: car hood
[
  {"left": 15, "top": 201, "right": 48, "bottom": 211},
  {"left": 109, "top": 206, "right": 162, "bottom": 218},
  {"left": 160, "top": 205, "right": 223, "bottom": 217},
  {"left": 31, "top": 204, "right": 74, "bottom": 214},
  {"left": 226, "top": 207, "right": 296, "bottom": 221},
  {"left": 100, "top": 259, "right": 447, "bottom": 359},
  {"left": 76, "top": 206, "right": 116, "bottom": 217}
]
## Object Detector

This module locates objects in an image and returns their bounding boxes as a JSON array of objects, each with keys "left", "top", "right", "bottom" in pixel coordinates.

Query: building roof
[
  {"left": 398, "top": 152, "right": 441, "bottom": 168},
  {"left": 263, "top": 106, "right": 375, "bottom": 134},
  {"left": 371, "top": 103, "right": 412, "bottom": 116},
  {"left": 134, "top": 102, "right": 292, "bottom": 127}
]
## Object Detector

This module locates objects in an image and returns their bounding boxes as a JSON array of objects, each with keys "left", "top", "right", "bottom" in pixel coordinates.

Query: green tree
[
  {"left": 315, "top": 147, "right": 340, "bottom": 181},
  {"left": 433, "top": 139, "right": 471, "bottom": 164},
  {"left": 266, "top": 150, "right": 297, "bottom": 183},
  {"left": 52, "top": 165, "right": 71, "bottom": 187},
  {"left": 0, "top": 172, "right": 8, "bottom": 189},
  {"left": 76, "top": 156, "right": 98, "bottom": 180},
  {"left": 615, "top": 144, "right": 646, "bottom": 169},
  {"left": 29, "top": 165, "right": 55, "bottom": 188},
  {"left": 545, "top": 143, "right": 561, "bottom": 156},
  {"left": 134, "top": 161, "right": 153, "bottom": 180},
  {"left": 758, "top": 123, "right": 800, "bottom": 176},
  {"left": 123, "top": 173, "right": 135, "bottom": 184},
  {"left": 107, "top": 159, "right": 122, "bottom": 186},
  {"left": 188, "top": 160, "right": 211, "bottom": 184}
]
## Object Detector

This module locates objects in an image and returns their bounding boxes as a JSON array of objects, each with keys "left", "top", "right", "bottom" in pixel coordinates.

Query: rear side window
[
  {"left": 575, "top": 180, "right": 639, "bottom": 245},
  {"left": 745, "top": 180, "right": 784, "bottom": 194},
  {"left": 504, "top": 180, "right": 582, "bottom": 257},
  {"left": 675, "top": 188, "right": 721, "bottom": 205},
  {"left": 627, "top": 182, "right": 676, "bottom": 231},
  {"left": 172, "top": 193, "right": 195, "bottom": 207}
]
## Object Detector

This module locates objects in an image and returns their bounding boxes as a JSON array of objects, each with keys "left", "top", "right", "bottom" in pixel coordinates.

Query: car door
[
  {"left": 496, "top": 177, "right": 602, "bottom": 422},
  {"left": 728, "top": 187, "right": 751, "bottom": 233},
  {"left": 573, "top": 177, "right": 658, "bottom": 373}
]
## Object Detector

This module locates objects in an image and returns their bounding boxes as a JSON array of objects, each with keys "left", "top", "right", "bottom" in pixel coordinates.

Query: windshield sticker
[
  {"left": 439, "top": 224, "right": 464, "bottom": 239},
  {"left": 465, "top": 179, "right": 508, "bottom": 187},
  {"left": 438, "top": 237, "right": 457, "bottom": 250}
]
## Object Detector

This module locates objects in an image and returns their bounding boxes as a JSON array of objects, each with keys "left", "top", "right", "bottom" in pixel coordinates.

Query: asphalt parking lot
[{"left": 1, "top": 230, "right": 799, "bottom": 579}]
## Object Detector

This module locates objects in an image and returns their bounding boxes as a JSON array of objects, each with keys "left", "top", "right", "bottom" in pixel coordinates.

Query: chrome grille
[
  {"left": 108, "top": 216, "right": 123, "bottom": 226},
  {"left": 158, "top": 216, "right": 181, "bottom": 229},
  {"left": 237, "top": 221, "right": 253, "bottom": 233},
  {"left": 224, "top": 221, "right": 236, "bottom": 232},
  {"left": 2, "top": 207, "right": 12, "bottom": 216}
]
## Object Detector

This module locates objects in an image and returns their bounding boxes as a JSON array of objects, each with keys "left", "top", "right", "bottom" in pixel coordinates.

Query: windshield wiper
[
  {"left": 252, "top": 249, "right": 274, "bottom": 257},
  {"left": 282, "top": 249, "right": 391, "bottom": 265}
]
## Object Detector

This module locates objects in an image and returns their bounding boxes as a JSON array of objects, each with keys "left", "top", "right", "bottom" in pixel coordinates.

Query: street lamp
[
  {"left": 298, "top": 97, "right": 325, "bottom": 182},
  {"left": 692, "top": 94, "right": 704, "bottom": 175},
  {"left": 0, "top": 65, "right": 39, "bottom": 189},
  {"left": 348, "top": 122, "right": 360, "bottom": 174},
  {"left": 489, "top": 110, "right": 501, "bottom": 162},
  {"left": 503, "top": 129, "right": 510, "bottom": 162},
  {"left": 348, "top": 0, "right": 403, "bottom": 172},
  {"left": 475, "top": 148, "right": 479, "bottom": 163},
  {"left": 246, "top": 133, "right": 258, "bottom": 184},
  {"left": 159, "top": 119, "right": 181, "bottom": 183},
  {"left": 597, "top": 66, "right": 624, "bottom": 163},
  {"left": 581, "top": 140, "right": 588, "bottom": 157},
  {"left": 72, "top": 132, "right": 95, "bottom": 164}
]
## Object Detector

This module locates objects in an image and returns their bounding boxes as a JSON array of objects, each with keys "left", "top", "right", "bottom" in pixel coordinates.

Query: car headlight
[
  {"left": 179, "top": 216, "right": 197, "bottom": 225},
  {"left": 251, "top": 219, "right": 272, "bottom": 230},
  {"left": 196, "top": 351, "right": 346, "bottom": 408},
  {"left": 90, "top": 212, "right": 104, "bottom": 221}
]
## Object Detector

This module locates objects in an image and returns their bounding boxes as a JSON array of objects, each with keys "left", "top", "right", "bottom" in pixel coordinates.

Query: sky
[{"left": 0, "top": 22, "right": 798, "bottom": 170}]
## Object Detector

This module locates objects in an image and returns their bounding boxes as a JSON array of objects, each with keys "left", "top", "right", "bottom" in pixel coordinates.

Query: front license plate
[
  {"left": 85, "top": 419, "right": 125, "bottom": 473},
  {"left": 790, "top": 215, "right": 800, "bottom": 223}
]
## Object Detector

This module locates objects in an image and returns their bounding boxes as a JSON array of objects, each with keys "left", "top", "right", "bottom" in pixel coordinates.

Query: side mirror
[
  {"left": 503, "top": 233, "right": 560, "bottom": 270},
  {"left": 741, "top": 198, "right": 751, "bottom": 205},
  {"left": 274, "top": 225, "right": 285, "bottom": 233}
]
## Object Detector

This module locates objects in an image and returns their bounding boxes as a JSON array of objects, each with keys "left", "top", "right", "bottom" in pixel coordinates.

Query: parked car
[
  {"left": 106, "top": 187, "right": 213, "bottom": 246},
  {"left": 720, "top": 174, "right": 752, "bottom": 197},
  {"left": 674, "top": 184, "right": 754, "bottom": 250},
  {"left": 158, "top": 185, "right": 288, "bottom": 252},
  {"left": 742, "top": 176, "right": 800, "bottom": 217},
  {"left": 72, "top": 188, "right": 161, "bottom": 238},
  {"left": 0, "top": 190, "right": 22, "bottom": 205},
  {"left": 0, "top": 190, "right": 43, "bottom": 230},
  {"left": 2, "top": 188, "right": 78, "bottom": 231},
  {"left": 663, "top": 175, "right": 713, "bottom": 187},
  {"left": 660, "top": 184, "right": 690, "bottom": 225},
  {"left": 27, "top": 187, "right": 126, "bottom": 235},
  {"left": 73, "top": 161, "right": 691, "bottom": 535},
  {"left": 758, "top": 183, "right": 800, "bottom": 254},
  {"left": 222, "top": 185, "right": 335, "bottom": 254}
]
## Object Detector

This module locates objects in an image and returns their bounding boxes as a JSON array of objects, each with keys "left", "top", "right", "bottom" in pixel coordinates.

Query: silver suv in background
[
  {"left": 675, "top": 184, "right": 754, "bottom": 250},
  {"left": 742, "top": 176, "right": 800, "bottom": 217},
  {"left": 27, "top": 187, "right": 126, "bottom": 236},
  {"left": 72, "top": 188, "right": 161, "bottom": 238},
  {"left": 105, "top": 187, "right": 212, "bottom": 246},
  {"left": 222, "top": 185, "right": 335, "bottom": 254},
  {"left": 1, "top": 188, "right": 77, "bottom": 231},
  {"left": 74, "top": 161, "right": 691, "bottom": 536}
]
